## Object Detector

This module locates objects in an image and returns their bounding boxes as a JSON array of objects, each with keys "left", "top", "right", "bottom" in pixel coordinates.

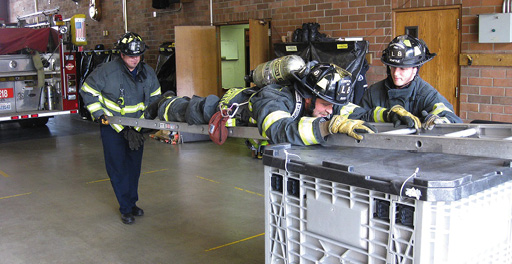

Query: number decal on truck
[{"left": 0, "top": 88, "right": 14, "bottom": 99}]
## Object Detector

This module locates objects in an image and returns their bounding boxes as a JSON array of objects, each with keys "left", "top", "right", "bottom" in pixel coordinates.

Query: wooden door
[
  {"left": 249, "top": 19, "right": 270, "bottom": 70},
  {"left": 394, "top": 7, "right": 460, "bottom": 114},
  {"left": 175, "top": 26, "right": 220, "bottom": 97}
]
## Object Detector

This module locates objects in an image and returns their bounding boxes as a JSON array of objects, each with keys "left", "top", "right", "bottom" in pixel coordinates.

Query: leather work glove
[
  {"left": 385, "top": 105, "right": 421, "bottom": 129},
  {"left": 98, "top": 114, "right": 109, "bottom": 125},
  {"left": 328, "top": 115, "right": 377, "bottom": 140},
  {"left": 122, "top": 128, "right": 145, "bottom": 150},
  {"left": 421, "top": 110, "right": 450, "bottom": 130}
]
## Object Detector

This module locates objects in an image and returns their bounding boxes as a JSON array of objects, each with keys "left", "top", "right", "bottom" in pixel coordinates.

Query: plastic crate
[{"left": 263, "top": 145, "right": 512, "bottom": 264}]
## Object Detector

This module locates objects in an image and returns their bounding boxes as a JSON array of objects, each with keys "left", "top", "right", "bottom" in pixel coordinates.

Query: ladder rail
[
  {"left": 108, "top": 116, "right": 266, "bottom": 140},
  {"left": 109, "top": 117, "right": 512, "bottom": 160}
]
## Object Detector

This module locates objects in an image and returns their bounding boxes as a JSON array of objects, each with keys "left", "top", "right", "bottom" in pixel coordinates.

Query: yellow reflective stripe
[
  {"left": 373, "top": 106, "right": 387, "bottom": 123},
  {"left": 337, "top": 103, "right": 359, "bottom": 118},
  {"left": 262, "top": 111, "right": 290, "bottom": 138},
  {"left": 111, "top": 123, "right": 124, "bottom": 132},
  {"left": 431, "top": 103, "right": 453, "bottom": 115},
  {"left": 150, "top": 88, "right": 162, "bottom": 97},
  {"left": 226, "top": 118, "right": 236, "bottom": 127},
  {"left": 86, "top": 102, "right": 102, "bottom": 114},
  {"left": 122, "top": 102, "right": 145, "bottom": 113},
  {"left": 102, "top": 98, "right": 121, "bottom": 112},
  {"left": 81, "top": 82, "right": 100, "bottom": 96},
  {"left": 163, "top": 97, "right": 179, "bottom": 121},
  {"left": 298, "top": 117, "right": 318, "bottom": 145},
  {"left": 220, "top": 87, "right": 247, "bottom": 106}
]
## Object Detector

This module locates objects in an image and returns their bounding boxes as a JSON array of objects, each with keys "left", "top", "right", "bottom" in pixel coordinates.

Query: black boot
[{"left": 121, "top": 213, "right": 135, "bottom": 224}]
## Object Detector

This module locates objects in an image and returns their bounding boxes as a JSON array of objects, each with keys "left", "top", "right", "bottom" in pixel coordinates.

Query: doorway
[
  {"left": 394, "top": 6, "right": 461, "bottom": 114},
  {"left": 175, "top": 19, "right": 270, "bottom": 97},
  {"left": 220, "top": 24, "right": 250, "bottom": 89}
]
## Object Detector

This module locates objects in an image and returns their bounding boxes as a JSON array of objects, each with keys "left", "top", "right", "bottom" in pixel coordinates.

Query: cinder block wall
[{"left": 7, "top": 0, "right": 512, "bottom": 123}]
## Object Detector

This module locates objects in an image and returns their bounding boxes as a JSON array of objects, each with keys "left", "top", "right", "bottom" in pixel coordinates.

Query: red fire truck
[{"left": 0, "top": 9, "right": 83, "bottom": 127}]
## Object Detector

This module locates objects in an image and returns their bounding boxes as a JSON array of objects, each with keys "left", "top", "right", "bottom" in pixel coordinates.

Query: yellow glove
[
  {"left": 421, "top": 110, "right": 450, "bottom": 130},
  {"left": 328, "top": 115, "right": 377, "bottom": 140},
  {"left": 98, "top": 114, "right": 109, "bottom": 125},
  {"left": 387, "top": 105, "right": 421, "bottom": 129}
]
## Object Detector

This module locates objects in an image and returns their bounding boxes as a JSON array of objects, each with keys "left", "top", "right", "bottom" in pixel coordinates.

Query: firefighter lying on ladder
[{"left": 143, "top": 62, "right": 377, "bottom": 157}]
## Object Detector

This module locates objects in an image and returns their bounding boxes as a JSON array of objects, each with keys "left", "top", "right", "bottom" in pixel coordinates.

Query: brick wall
[{"left": 8, "top": 0, "right": 512, "bottom": 123}]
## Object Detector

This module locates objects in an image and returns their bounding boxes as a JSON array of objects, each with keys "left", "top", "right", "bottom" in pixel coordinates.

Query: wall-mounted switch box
[{"left": 479, "top": 13, "right": 512, "bottom": 43}]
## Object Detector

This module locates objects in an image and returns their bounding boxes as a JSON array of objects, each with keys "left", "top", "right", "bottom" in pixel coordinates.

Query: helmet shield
[
  {"left": 381, "top": 35, "right": 436, "bottom": 67},
  {"left": 292, "top": 63, "right": 352, "bottom": 105}
]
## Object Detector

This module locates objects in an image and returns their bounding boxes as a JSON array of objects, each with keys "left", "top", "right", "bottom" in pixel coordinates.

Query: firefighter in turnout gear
[
  {"left": 80, "top": 32, "right": 161, "bottom": 224},
  {"left": 144, "top": 62, "right": 376, "bottom": 146},
  {"left": 251, "top": 62, "right": 376, "bottom": 145},
  {"left": 346, "top": 35, "right": 462, "bottom": 129}
]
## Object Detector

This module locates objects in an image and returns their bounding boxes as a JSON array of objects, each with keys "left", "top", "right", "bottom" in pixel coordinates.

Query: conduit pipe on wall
[
  {"left": 123, "top": 0, "right": 128, "bottom": 32},
  {"left": 210, "top": 0, "right": 213, "bottom": 26},
  {"left": 34, "top": 0, "right": 38, "bottom": 24}
]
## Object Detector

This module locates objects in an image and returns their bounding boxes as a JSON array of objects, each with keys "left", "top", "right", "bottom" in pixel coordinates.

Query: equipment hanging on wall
[
  {"left": 89, "top": 0, "right": 102, "bottom": 21},
  {"left": 70, "top": 14, "right": 87, "bottom": 46}
]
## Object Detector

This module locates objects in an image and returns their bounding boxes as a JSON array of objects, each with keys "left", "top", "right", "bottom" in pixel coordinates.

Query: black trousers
[{"left": 100, "top": 125, "right": 144, "bottom": 214}]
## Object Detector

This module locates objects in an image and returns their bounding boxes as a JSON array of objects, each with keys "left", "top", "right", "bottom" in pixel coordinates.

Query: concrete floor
[{"left": 0, "top": 115, "right": 265, "bottom": 263}]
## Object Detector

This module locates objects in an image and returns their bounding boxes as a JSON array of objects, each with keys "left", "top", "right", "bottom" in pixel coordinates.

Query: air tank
[{"left": 246, "top": 55, "right": 305, "bottom": 88}]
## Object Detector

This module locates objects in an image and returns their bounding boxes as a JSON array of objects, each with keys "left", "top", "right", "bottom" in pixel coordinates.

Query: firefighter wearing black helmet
[
  {"left": 248, "top": 62, "right": 376, "bottom": 145},
  {"left": 80, "top": 32, "right": 161, "bottom": 224},
  {"left": 347, "top": 35, "right": 462, "bottom": 129},
  {"left": 144, "top": 62, "right": 376, "bottom": 146}
]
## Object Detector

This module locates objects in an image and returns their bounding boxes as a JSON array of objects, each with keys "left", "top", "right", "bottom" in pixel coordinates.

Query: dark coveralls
[
  {"left": 155, "top": 85, "right": 359, "bottom": 146},
  {"left": 80, "top": 57, "right": 161, "bottom": 214}
]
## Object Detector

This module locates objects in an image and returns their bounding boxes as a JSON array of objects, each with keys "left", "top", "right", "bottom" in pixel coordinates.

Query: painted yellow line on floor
[
  {"left": 86, "top": 179, "right": 110, "bottom": 184},
  {"left": 234, "top": 187, "right": 264, "bottom": 197},
  {"left": 143, "top": 169, "right": 168, "bottom": 174},
  {"left": 205, "top": 233, "right": 265, "bottom": 252},
  {"left": 196, "top": 176, "right": 220, "bottom": 184},
  {"left": 0, "top": 192, "right": 31, "bottom": 200},
  {"left": 0, "top": 169, "right": 9, "bottom": 177}
]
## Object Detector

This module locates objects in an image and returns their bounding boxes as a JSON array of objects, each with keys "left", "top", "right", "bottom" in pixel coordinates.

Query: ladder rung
[{"left": 443, "top": 128, "right": 478, "bottom": 138}]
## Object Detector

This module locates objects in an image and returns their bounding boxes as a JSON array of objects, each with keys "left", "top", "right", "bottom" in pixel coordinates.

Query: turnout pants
[{"left": 100, "top": 125, "right": 144, "bottom": 214}]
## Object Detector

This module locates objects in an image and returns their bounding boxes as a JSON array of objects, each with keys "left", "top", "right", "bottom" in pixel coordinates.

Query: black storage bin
[{"left": 273, "top": 42, "right": 311, "bottom": 63}]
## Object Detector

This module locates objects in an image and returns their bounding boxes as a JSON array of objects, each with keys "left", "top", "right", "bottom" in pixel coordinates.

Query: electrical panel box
[{"left": 479, "top": 13, "right": 512, "bottom": 43}]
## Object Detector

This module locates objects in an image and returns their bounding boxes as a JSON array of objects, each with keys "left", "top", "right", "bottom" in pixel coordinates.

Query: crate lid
[{"left": 262, "top": 144, "right": 512, "bottom": 201}]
